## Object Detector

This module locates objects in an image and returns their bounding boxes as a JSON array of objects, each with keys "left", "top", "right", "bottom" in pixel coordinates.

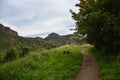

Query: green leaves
[
  {"left": 71, "top": 0, "right": 120, "bottom": 54},
  {"left": 5, "top": 49, "right": 16, "bottom": 61}
]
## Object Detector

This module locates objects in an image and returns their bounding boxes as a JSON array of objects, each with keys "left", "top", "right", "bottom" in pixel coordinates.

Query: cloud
[{"left": 0, "top": 0, "right": 78, "bottom": 37}]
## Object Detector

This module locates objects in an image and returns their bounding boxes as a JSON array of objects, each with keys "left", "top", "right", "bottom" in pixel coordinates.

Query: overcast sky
[{"left": 0, "top": 0, "right": 78, "bottom": 38}]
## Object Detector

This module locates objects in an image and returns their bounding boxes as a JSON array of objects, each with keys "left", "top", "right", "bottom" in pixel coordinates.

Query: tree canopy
[{"left": 71, "top": 0, "right": 120, "bottom": 54}]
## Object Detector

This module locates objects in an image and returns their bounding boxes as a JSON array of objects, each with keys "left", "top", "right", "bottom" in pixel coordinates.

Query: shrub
[
  {"left": 19, "top": 47, "right": 29, "bottom": 57},
  {"left": 5, "top": 49, "right": 16, "bottom": 61},
  {"left": 67, "top": 42, "right": 71, "bottom": 45}
]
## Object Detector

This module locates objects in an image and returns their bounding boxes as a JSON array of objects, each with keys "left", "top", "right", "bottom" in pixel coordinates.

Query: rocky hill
[
  {"left": 0, "top": 24, "right": 18, "bottom": 36},
  {"left": 0, "top": 23, "right": 82, "bottom": 52},
  {"left": 45, "top": 33, "right": 82, "bottom": 45},
  {"left": 0, "top": 23, "right": 57, "bottom": 52}
]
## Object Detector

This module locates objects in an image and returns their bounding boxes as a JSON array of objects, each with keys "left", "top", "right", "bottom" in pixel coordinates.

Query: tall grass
[
  {"left": 0, "top": 45, "right": 82, "bottom": 80},
  {"left": 80, "top": 44, "right": 120, "bottom": 80}
]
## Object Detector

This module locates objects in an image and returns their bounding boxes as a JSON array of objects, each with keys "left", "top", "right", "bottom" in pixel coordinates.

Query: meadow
[
  {"left": 0, "top": 45, "right": 83, "bottom": 80},
  {"left": 0, "top": 44, "right": 119, "bottom": 80}
]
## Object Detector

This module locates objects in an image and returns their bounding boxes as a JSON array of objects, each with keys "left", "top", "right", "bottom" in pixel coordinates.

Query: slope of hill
[
  {"left": 45, "top": 33, "right": 82, "bottom": 46},
  {"left": 0, "top": 24, "right": 57, "bottom": 53},
  {"left": 0, "top": 24, "right": 18, "bottom": 36},
  {"left": 0, "top": 45, "right": 83, "bottom": 80},
  {"left": 0, "top": 23, "right": 83, "bottom": 53}
]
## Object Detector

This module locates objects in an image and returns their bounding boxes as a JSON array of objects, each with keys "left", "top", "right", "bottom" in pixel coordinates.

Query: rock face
[
  {"left": 45, "top": 33, "right": 82, "bottom": 45},
  {"left": 0, "top": 24, "right": 18, "bottom": 36}
]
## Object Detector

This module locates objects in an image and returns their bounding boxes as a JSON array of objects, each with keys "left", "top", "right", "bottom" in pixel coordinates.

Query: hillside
[
  {"left": 0, "top": 24, "right": 18, "bottom": 36},
  {"left": 0, "top": 23, "right": 82, "bottom": 53},
  {"left": 45, "top": 33, "right": 82, "bottom": 46},
  {"left": 0, "top": 45, "right": 83, "bottom": 80},
  {"left": 0, "top": 23, "right": 57, "bottom": 53}
]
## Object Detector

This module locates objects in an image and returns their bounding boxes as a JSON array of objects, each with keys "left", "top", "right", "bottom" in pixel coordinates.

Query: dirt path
[{"left": 75, "top": 51, "right": 100, "bottom": 80}]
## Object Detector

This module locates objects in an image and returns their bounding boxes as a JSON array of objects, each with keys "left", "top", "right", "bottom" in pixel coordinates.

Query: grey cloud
[{"left": 0, "top": 0, "right": 78, "bottom": 37}]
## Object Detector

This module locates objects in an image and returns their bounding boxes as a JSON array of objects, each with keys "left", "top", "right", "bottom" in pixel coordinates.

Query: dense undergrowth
[
  {"left": 80, "top": 44, "right": 120, "bottom": 80},
  {"left": 0, "top": 45, "right": 82, "bottom": 80}
]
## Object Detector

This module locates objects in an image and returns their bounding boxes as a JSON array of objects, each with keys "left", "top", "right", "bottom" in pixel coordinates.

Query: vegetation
[
  {"left": 80, "top": 44, "right": 120, "bottom": 80},
  {"left": 70, "top": 0, "right": 120, "bottom": 79},
  {"left": 70, "top": 0, "right": 120, "bottom": 54},
  {"left": 0, "top": 45, "right": 83, "bottom": 80},
  {"left": 0, "top": 30, "right": 57, "bottom": 53},
  {"left": 0, "top": 30, "right": 58, "bottom": 64},
  {"left": 20, "top": 47, "right": 29, "bottom": 57},
  {"left": 1, "top": 0, "right": 120, "bottom": 79},
  {"left": 5, "top": 49, "right": 16, "bottom": 62},
  {"left": 45, "top": 33, "right": 83, "bottom": 46}
]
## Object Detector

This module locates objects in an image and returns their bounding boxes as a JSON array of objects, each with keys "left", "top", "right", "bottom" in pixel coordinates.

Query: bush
[
  {"left": 67, "top": 42, "right": 71, "bottom": 45},
  {"left": 5, "top": 49, "right": 16, "bottom": 61},
  {"left": 19, "top": 47, "right": 29, "bottom": 57}
]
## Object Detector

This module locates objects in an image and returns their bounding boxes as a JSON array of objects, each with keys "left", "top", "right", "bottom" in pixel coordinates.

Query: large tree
[{"left": 71, "top": 0, "right": 120, "bottom": 54}]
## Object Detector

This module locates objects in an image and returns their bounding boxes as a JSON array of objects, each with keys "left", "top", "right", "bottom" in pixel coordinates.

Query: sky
[{"left": 0, "top": 0, "right": 79, "bottom": 38}]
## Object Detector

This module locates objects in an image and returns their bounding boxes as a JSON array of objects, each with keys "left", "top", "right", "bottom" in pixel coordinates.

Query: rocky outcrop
[{"left": 0, "top": 24, "right": 18, "bottom": 36}]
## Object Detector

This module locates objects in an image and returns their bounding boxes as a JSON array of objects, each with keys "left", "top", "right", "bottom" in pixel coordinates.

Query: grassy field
[
  {"left": 80, "top": 44, "right": 120, "bottom": 80},
  {"left": 0, "top": 45, "right": 82, "bottom": 80}
]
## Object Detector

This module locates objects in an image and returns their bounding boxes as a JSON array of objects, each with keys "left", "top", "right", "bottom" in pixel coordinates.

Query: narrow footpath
[{"left": 75, "top": 51, "right": 100, "bottom": 80}]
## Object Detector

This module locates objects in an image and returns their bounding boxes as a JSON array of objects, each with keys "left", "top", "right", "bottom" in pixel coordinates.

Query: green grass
[
  {"left": 80, "top": 44, "right": 120, "bottom": 80},
  {"left": 0, "top": 45, "right": 82, "bottom": 80}
]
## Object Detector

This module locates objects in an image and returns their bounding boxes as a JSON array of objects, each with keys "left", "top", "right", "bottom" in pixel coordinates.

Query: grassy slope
[
  {"left": 0, "top": 45, "right": 82, "bottom": 80},
  {"left": 80, "top": 44, "right": 120, "bottom": 80}
]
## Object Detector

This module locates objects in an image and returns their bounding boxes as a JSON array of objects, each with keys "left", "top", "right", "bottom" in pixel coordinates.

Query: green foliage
[
  {"left": 80, "top": 44, "right": 120, "bottom": 80},
  {"left": 67, "top": 42, "right": 71, "bottom": 45},
  {"left": 0, "top": 31, "right": 11, "bottom": 50},
  {"left": 19, "top": 47, "right": 29, "bottom": 57},
  {"left": 0, "top": 53, "right": 4, "bottom": 64},
  {"left": 0, "top": 45, "right": 82, "bottom": 80},
  {"left": 71, "top": 0, "right": 120, "bottom": 54},
  {"left": 115, "top": 54, "right": 120, "bottom": 77},
  {"left": 5, "top": 49, "right": 16, "bottom": 61}
]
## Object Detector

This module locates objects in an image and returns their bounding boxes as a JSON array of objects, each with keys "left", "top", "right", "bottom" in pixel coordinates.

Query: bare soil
[{"left": 75, "top": 51, "right": 100, "bottom": 80}]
